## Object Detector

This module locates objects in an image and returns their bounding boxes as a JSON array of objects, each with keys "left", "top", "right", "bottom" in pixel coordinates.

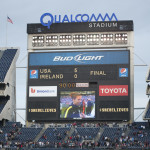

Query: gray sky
[{"left": 0, "top": 0, "right": 150, "bottom": 124}]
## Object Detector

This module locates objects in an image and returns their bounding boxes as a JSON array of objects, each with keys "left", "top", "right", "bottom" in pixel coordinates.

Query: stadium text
[
  {"left": 89, "top": 22, "right": 118, "bottom": 28},
  {"left": 40, "top": 13, "right": 118, "bottom": 29},
  {"left": 90, "top": 71, "right": 106, "bottom": 76},
  {"left": 99, "top": 85, "right": 128, "bottom": 96},
  {"left": 53, "top": 54, "right": 104, "bottom": 63},
  {"left": 100, "top": 108, "right": 129, "bottom": 112},
  {"left": 29, "top": 108, "right": 56, "bottom": 113},
  {"left": 40, "top": 74, "right": 63, "bottom": 79}
]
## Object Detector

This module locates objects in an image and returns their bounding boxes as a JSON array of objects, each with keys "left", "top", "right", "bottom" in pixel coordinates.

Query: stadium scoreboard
[
  {"left": 27, "top": 21, "right": 134, "bottom": 122},
  {"left": 27, "top": 50, "right": 131, "bottom": 121}
]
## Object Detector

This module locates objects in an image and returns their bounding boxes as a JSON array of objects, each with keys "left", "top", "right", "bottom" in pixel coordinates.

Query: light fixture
[
  {"left": 115, "top": 33, "right": 128, "bottom": 44},
  {"left": 101, "top": 34, "right": 113, "bottom": 45},
  {"left": 32, "top": 36, "right": 44, "bottom": 47},
  {"left": 59, "top": 35, "right": 72, "bottom": 46},
  {"left": 46, "top": 35, "right": 58, "bottom": 46},
  {"left": 87, "top": 34, "right": 99, "bottom": 45},
  {"left": 73, "top": 34, "right": 85, "bottom": 46}
]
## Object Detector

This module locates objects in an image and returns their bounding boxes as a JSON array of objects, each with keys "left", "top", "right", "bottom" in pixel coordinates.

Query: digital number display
[
  {"left": 58, "top": 83, "right": 89, "bottom": 88},
  {"left": 59, "top": 83, "right": 76, "bottom": 88}
]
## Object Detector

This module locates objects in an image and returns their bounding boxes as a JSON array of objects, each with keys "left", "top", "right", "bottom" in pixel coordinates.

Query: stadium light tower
[{"left": 26, "top": 21, "right": 134, "bottom": 126}]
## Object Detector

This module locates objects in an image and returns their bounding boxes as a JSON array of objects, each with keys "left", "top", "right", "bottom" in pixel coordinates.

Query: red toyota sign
[{"left": 99, "top": 85, "right": 128, "bottom": 96}]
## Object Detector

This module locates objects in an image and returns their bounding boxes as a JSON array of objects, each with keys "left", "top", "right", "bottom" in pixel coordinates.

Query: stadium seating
[
  {"left": 145, "top": 107, "right": 150, "bottom": 118},
  {"left": 38, "top": 127, "right": 70, "bottom": 142},
  {"left": 0, "top": 121, "right": 21, "bottom": 142},
  {"left": 128, "top": 122, "right": 150, "bottom": 145},
  {"left": 72, "top": 127, "right": 100, "bottom": 141},
  {"left": 99, "top": 127, "right": 126, "bottom": 147},
  {"left": 0, "top": 48, "right": 19, "bottom": 121},
  {"left": 0, "top": 122, "right": 150, "bottom": 149},
  {"left": 132, "top": 122, "right": 149, "bottom": 128},
  {"left": 0, "top": 98, "right": 8, "bottom": 113},
  {"left": 0, "top": 49, "right": 17, "bottom": 82},
  {"left": 12, "top": 127, "right": 42, "bottom": 142},
  {"left": 144, "top": 102, "right": 150, "bottom": 119},
  {"left": 146, "top": 68, "right": 150, "bottom": 82}
]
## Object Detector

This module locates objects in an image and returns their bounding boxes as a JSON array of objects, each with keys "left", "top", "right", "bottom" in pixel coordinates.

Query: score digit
[
  {"left": 59, "top": 83, "right": 63, "bottom": 88},
  {"left": 74, "top": 74, "right": 78, "bottom": 78},
  {"left": 74, "top": 68, "right": 78, "bottom": 72}
]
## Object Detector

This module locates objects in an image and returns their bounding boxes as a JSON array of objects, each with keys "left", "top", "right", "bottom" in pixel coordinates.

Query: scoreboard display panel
[{"left": 27, "top": 50, "right": 130, "bottom": 121}]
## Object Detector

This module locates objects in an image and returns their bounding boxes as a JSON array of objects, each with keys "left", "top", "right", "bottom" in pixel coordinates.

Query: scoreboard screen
[{"left": 27, "top": 50, "right": 130, "bottom": 121}]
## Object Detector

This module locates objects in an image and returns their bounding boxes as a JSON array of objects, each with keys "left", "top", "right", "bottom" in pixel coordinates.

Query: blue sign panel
[{"left": 29, "top": 51, "right": 129, "bottom": 66}]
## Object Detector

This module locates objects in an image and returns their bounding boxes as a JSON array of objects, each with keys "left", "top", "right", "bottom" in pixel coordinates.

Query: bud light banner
[{"left": 29, "top": 50, "right": 129, "bottom": 66}]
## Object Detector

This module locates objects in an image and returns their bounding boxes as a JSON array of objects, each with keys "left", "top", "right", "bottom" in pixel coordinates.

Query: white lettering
[
  {"left": 105, "top": 88, "right": 109, "bottom": 93},
  {"left": 101, "top": 88, "right": 104, "bottom": 93},
  {"left": 114, "top": 88, "right": 118, "bottom": 93},
  {"left": 53, "top": 56, "right": 61, "bottom": 61},
  {"left": 89, "top": 22, "right": 118, "bottom": 28},
  {"left": 122, "top": 88, "right": 127, "bottom": 93},
  {"left": 100, "top": 88, "right": 128, "bottom": 94},
  {"left": 110, "top": 88, "right": 113, "bottom": 93},
  {"left": 53, "top": 54, "right": 104, "bottom": 63}
]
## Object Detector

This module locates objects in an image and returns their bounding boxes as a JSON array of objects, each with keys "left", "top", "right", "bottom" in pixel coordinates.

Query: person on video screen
[{"left": 64, "top": 92, "right": 85, "bottom": 118}]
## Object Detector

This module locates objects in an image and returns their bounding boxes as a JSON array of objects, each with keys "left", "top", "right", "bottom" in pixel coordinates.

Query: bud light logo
[
  {"left": 119, "top": 68, "right": 128, "bottom": 77},
  {"left": 30, "top": 70, "right": 38, "bottom": 79},
  {"left": 53, "top": 53, "right": 104, "bottom": 63}
]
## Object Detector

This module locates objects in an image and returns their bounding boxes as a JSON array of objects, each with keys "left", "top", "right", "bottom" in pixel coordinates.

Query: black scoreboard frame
[{"left": 27, "top": 50, "right": 130, "bottom": 122}]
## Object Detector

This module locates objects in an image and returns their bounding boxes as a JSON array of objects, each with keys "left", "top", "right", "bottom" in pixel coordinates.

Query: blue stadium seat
[
  {"left": 12, "top": 127, "right": 42, "bottom": 142},
  {"left": 0, "top": 123, "right": 150, "bottom": 149},
  {"left": 38, "top": 127, "right": 70, "bottom": 142},
  {"left": 145, "top": 104, "right": 150, "bottom": 118},
  {"left": 0, "top": 97, "right": 9, "bottom": 113},
  {"left": 0, "top": 121, "right": 21, "bottom": 142},
  {"left": 71, "top": 127, "right": 100, "bottom": 141},
  {"left": 0, "top": 49, "right": 17, "bottom": 82},
  {"left": 146, "top": 69, "right": 150, "bottom": 82}
]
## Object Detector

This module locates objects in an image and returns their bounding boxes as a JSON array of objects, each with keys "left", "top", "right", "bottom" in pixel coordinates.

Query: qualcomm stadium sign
[{"left": 40, "top": 13, "right": 118, "bottom": 29}]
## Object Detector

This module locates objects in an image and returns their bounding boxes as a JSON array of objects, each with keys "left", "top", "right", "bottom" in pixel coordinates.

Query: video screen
[{"left": 60, "top": 91, "right": 95, "bottom": 119}]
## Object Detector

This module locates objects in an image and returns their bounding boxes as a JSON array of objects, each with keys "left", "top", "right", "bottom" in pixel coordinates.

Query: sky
[{"left": 0, "top": 0, "right": 150, "bottom": 124}]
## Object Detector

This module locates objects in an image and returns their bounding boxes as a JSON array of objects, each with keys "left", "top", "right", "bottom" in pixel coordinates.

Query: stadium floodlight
[
  {"left": 59, "top": 35, "right": 72, "bottom": 46},
  {"left": 73, "top": 34, "right": 86, "bottom": 46},
  {"left": 46, "top": 35, "right": 58, "bottom": 46},
  {"left": 32, "top": 36, "right": 44, "bottom": 47},
  {"left": 87, "top": 34, "right": 99, "bottom": 45},
  {"left": 101, "top": 34, "right": 113, "bottom": 45},
  {"left": 27, "top": 21, "right": 133, "bottom": 50},
  {"left": 115, "top": 33, "right": 128, "bottom": 44}
]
